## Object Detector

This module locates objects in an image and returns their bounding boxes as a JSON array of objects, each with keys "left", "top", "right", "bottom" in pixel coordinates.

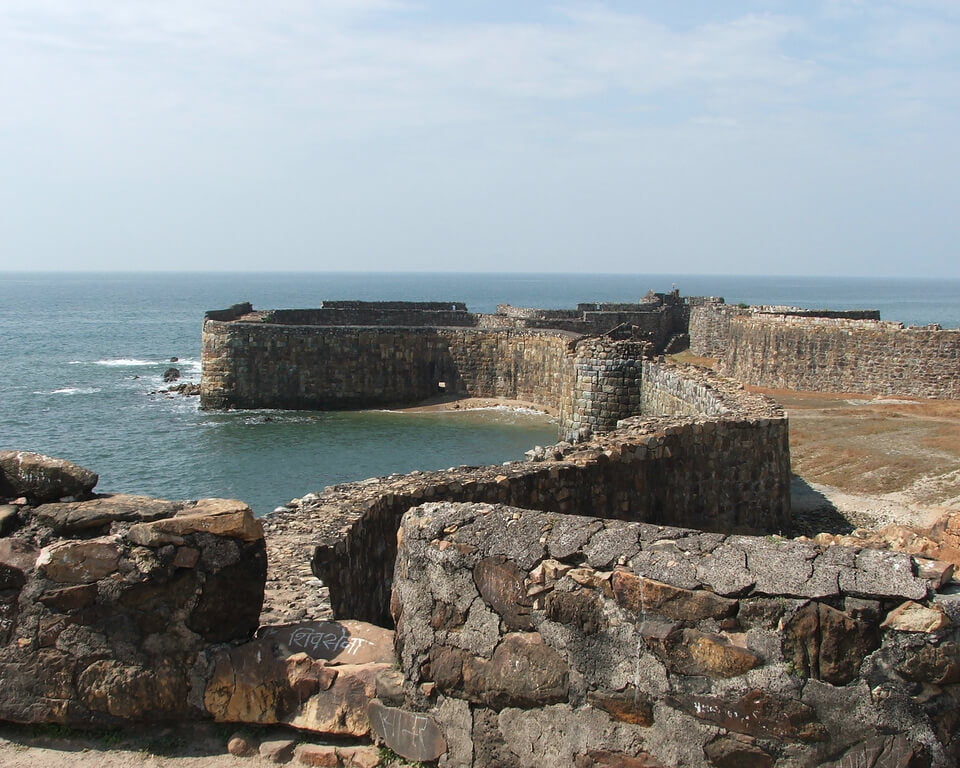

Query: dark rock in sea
[
  {"left": 170, "top": 357, "right": 179, "bottom": 363},
  {"left": 163, "top": 367, "right": 181, "bottom": 383},
  {"left": 165, "top": 382, "right": 201, "bottom": 397},
  {"left": 0, "top": 451, "right": 98, "bottom": 503}
]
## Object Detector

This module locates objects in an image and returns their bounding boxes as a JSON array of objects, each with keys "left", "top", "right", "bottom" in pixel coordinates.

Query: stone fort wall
[
  {"left": 284, "top": 360, "right": 791, "bottom": 626},
  {"left": 392, "top": 500, "right": 959, "bottom": 768},
  {"left": 690, "top": 302, "right": 960, "bottom": 398},
  {"left": 202, "top": 302, "right": 693, "bottom": 440}
]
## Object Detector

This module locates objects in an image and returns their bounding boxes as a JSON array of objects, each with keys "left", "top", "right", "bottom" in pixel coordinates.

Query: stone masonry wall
[
  {"left": 286, "top": 361, "right": 791, "bottom": 625},
  {"left": 263, "top": 307, "right": 476, "bottom": 327},
  {"left": 201, "top": 321, "right": 459, "bottom": 410},
  {"left": 688, "top": 302, "right": 883, "bottom": 360},
  {"left": 688, "top": 303, "right": 748, "bottom": 359},
  {"left": 641, "top": 359, "right": 730, "bottom": 418},
  {"left": 201, "top": 320, "right": 580, "bottom": 413},
  {"left": 391, "top": 501, "right": 960, "bottom": 768},
  {"left": 564, "top": 340, "right": 648, "bottom": 441},
  {"left": 724, "top": 314, "right": 960, "bottom": 398},
  {"left": 441, "top": 328, "right": 578, "bottom": 415}
]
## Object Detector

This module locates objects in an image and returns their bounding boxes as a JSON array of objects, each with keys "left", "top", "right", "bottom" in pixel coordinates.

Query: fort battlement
[
  {"left": 201, "top": 295, "right": 696, "bottom": 440},
  {"left": 276, "top": 359, "right": 791, "bottom": 625},
  {"left": 690, "top": 300, "right": 960, "bottom": 398}
]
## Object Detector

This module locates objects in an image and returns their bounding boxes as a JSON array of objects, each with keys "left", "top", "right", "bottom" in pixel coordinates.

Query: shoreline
[{"left": 388, "top": 394, "right": 554, "bottom": 415}]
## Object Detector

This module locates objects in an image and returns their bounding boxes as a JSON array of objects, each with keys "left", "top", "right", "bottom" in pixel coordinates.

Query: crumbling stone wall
[
  {"left": 391, "top": 501, "right": 960, "bottom": 768},
  {"left": 0, "top": 452, "right": 402, "bottom": 748},
  {"left": 0, "top": 492, "right": 266, "bottom": 726},
  {"left": 291, "top": 361, "right": 790, "bottom": 625},
  {"left": 723, "top": 314, "right": 960, "bottom": 398}
]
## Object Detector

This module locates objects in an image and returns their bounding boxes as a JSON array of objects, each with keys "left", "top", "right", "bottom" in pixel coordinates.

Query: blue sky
[{"left": 0, "top": 1, "right": 957, "bottom": 276}]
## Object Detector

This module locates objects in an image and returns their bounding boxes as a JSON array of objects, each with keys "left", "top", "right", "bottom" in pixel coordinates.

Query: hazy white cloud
[{"left": 0, "top": 0, "right": 957, "bottom": 275}]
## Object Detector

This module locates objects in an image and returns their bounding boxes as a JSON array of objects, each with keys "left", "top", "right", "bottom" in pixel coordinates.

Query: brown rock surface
[
  {"left": 204, "top": 637, "right": 387, "bottom": 737},
  {"left": 574, "top": 750, "right": 667, "bottom": 768},
  {"left": 226, "top": 732, "right": 259, "bottom": 757},
  {"left": 650, "top": 628, "right": 762, "bottom": 678},
  {"left": 31, "top": 495, "right": 184, "bottom": 535},
  {"left": 704, "top": 733, "right": 774, "bottom": 768},
  {"left": 473, "top": 556, "right": 532, "bottom": 630},
  {"left": 881, "top": 601, "right": 950, "bottom": 633},
  {"left": 897, "top": 641, "right": 960, "bottom": 684},
  {"left": 611, "top": 569, "right": 736, "bottom": 622},
  {"left": 586, "top": 688, "right": 654, "bottom": 726},
  {"left": 36, "top": 537, "right": 120, "bottom": 584},
  {"left": 0, "top": 451, "right": 98, "bottom": 503},
  {"left": 259, "top": 620, "right": 395, "bottom": 665},
  {"left": 782, "top": 601, "right": 879, "bottom": 684},
  {"left": 667, "top": 689, "right": 828, "bottom": 742},
  {"left": 128, "top": 505, "right": 262, "bottom": 546}
]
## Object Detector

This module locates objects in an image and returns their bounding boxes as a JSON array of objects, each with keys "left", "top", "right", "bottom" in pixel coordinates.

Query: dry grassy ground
[{"left": 764, "top": 388, "right": 960, "bottom": 534}]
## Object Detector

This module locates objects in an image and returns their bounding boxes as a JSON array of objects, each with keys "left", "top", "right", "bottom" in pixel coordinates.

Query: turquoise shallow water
[{"left": 1, "top": 272, "right": 957, "bottom": 515}]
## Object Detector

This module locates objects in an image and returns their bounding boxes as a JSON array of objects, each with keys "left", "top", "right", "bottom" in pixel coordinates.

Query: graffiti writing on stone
[
  {"left": 368, "top": 700, "right": 446, "bottom": 763},
  {"left": 288, "top": 625, "right": 372, "bottom": 656}
]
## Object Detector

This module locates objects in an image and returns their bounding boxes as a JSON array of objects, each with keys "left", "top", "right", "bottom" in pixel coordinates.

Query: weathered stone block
[
  {"left": 611, "top": 569, "right": 735, "bottom": 622},
  {"left": 473, "top": 556, "right": 532, "bottom": 631},
  {"left": 881, "top": 601, "right": 950, "bottom": 633},
  {"left": 782, "top": 601, "right": 880, "bottom": 684}
]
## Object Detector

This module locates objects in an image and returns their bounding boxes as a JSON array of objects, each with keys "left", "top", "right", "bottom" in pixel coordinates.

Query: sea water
[{"left": 2, "top": 272, "right": 957, "bottom": 515}]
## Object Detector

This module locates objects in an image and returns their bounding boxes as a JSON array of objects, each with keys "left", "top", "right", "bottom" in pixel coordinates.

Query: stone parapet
[
  {"left": 392, "top": 501, "right": 960, "bottom": 768},
  {"left": 724, "top": 314, "right": 960, "bottom": 398},
  {"left": 288, "top": 364, "right": 789, "bottom": 625}
]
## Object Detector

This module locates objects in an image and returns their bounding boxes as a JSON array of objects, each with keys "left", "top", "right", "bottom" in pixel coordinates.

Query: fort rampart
[
  {"left": 200, "top": 297, "right": 694, "bottom": 440},
  {"left": 690, "top": 302, "right": 960, "bottom": 398},
  {"left": 281, "top": 359, "right": 791, "bottom": 626}
]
